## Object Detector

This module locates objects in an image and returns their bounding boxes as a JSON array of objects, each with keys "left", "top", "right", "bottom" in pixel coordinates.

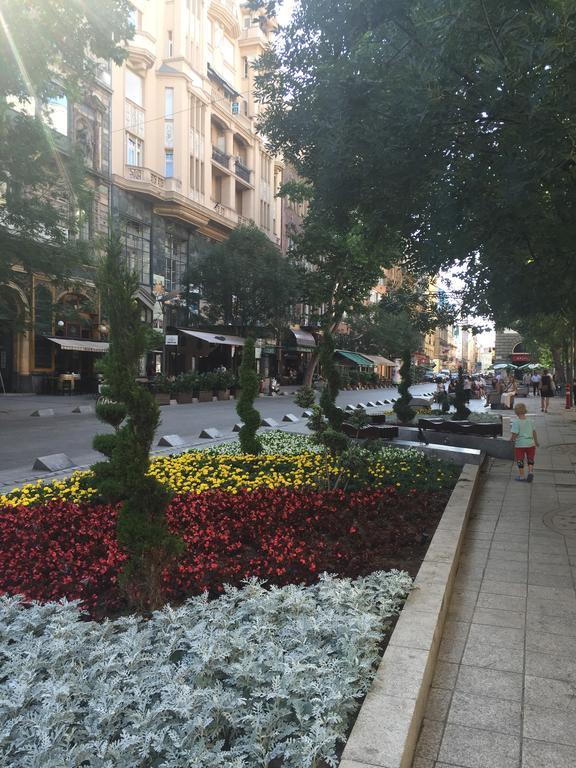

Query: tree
[
  {"left": 0, "top": 0, "right": 133, "bottom": 314},
  {"left": 289, "top": 208, "right": 400, "bottom": 384},
  {"left": 92, "top": 237, "right": 182, "bottom": 611},
  {"left": 393, "top": 350, "right": 415, "bottom": 424},
  {"left": 236, "top": 337, "right": 262, "bottom": 454},
  {"left": 252, "top": 0, "right": 576, "bottom": 331},
  {"left": 187, "top": 224, "right": 299, "bottom": 331}
]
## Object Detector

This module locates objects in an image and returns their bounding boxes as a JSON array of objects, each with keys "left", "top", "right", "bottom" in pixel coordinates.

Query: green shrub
[
  {"left": 150, "top": 374, "right": 172, "bottom": 394},
  {"left": 172, "top": 372, "right": 199, "bottom": 394},
  {"left": 393, "top": 350, "right": 415, "bottom": 423},
  {"left": 294, "top": 386, "right": 316, "bottom": 408},
  {"left": 236, "top": 338, "right": 262, "bottom": 454},
  {"left": 91, "top": 237, "right": 182, "bottom": 611}
]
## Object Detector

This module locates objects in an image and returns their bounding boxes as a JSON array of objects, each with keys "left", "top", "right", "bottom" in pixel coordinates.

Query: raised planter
[
  {"left": 418, "top": 416, "right": 502, "bottom": 438},
  {"left": 340, "top": 462, "right": 483, "bottom": 768},
  {"left": 154, "top": 393, "right": 171, "bottom": 406},
  {"left": 198, "top": 390, "right": 213, "bottom": 403},
  {"left": 175, "top": 392, "right": 194, "bottom": 404},
  {"left": 216, "top": 389, "right": 230, "bottom": 401},
  {"left": 342, "top": 422, "right": 399, "bottom": 440}
]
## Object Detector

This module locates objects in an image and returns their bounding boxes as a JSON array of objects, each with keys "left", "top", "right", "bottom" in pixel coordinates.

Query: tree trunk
[
  {"left": 303, "top": 348, "right": 320, "bottom": 387},
  {"left": 552, "top": 346, "right": 565, "bottom": 384}
]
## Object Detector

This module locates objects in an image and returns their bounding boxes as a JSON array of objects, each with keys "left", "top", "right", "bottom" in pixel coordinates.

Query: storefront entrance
[{"left": 0, "top": 300, "right": 15, "bottom": 392}]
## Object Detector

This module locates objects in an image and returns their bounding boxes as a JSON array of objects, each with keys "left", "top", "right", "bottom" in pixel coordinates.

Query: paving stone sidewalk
[{"left": 412, "top": 396, "right": 576, "bottom": 768}]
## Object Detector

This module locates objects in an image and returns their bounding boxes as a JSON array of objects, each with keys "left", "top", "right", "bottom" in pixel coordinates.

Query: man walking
[{"left": 530, "top": 371, "right": 541, "bottom": 397}]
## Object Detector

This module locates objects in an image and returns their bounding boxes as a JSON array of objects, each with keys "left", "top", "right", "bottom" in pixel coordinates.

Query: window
[
  {"left": 34, "top": 285, "right": 53, "bottom": 369},
  {"left": 164, "top": 235, "right": 187, "bottom": 292},
  {"left": 189, "top": 156, "right": 205, "bottom": 195},
  {"left": 165, "top": 88, "right": 174, "bottom": 118},
  {"left": 74, "top": 206, "right": 91, "bottom": 241},
  {"left": 165, "top": 150, "right": 174, "bottom": 178},
  {"left": 125, "top": 70, "right": 143, "bottom": 106},
  {"left": 121, "top": 219, "right": 151, "bottom": 285},
  {"left": 242, "top": 57, "right": 249, "bottom": 78},
  {"left": 46, "top": 94, "right": 68, "bottom": 136},
  {"left": 222, "top": 37, "right": 234, "bottom": 65},
  {"left": 167, "top": 30, "right": 173, "bottom": 57},
  {"left": 127, "top": 134, "right": 144, "bottom": 166}
]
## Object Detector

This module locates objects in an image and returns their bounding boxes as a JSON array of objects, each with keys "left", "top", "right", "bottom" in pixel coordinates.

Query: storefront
[
  {"left": 359, "top": 354, "right": 396, "bottom": 382},
  {"left": 282, "top": 328, "right": 317, "bottom": 385},
  {"left": 334, "top": 350, "right": 376, "bottom": 386},
  {"left": 45, "top": 337, "right": 109, "bottom": 393},
  {"left": 176, "top": 329, "right": 246, "bottom": 373}
]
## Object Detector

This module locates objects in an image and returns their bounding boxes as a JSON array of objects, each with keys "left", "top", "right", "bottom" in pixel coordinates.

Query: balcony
[
  {"left": 211, "top": 199, "right": 238, "bottom": 224},
  {"left": 124, "top": 165, "right": 182, "bottom": 193},
  {"left": 212, "top": 146, "right": 230, "bottom": 169},
  {"left": 209, "top": 0, "right": 240, "bottom": 37},
  {"left": 240, "top": 22, "right": 269, "bottom": 46},
  {"left": 234, "top": 158, "right": 251, "bottom": 183}
]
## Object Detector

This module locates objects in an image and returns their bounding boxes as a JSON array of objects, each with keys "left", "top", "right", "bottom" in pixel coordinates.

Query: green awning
[{"left": 335, "top": 349, "right": 375, "bottom": 367}]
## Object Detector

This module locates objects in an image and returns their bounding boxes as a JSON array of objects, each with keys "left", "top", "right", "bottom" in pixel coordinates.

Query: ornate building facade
[{"left": 2, "top": 66, "right": 113, "bottom": 393}]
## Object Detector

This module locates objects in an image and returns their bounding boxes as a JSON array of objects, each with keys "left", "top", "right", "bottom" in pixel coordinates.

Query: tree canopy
[
  {"left": 0, "top": 0, "right": 133, "bottom": 309},
  {"left": 253, "top": 0, "right": 576, "bottom": 325},
  {"left": 186, "top": 224, "right": 300, "bottom": 332}
]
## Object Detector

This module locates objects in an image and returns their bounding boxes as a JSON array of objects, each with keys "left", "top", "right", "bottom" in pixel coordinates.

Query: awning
[
  {"left": 178, "top": 329, "right": 246, "bottom": 347},
  {"left": 289, "top": 329, "right": 316, "bottom": 347},
  {"left": 207, "top": 64, "right": 240, "bottom": 98},
  {"left": 47, "top": 337, "right": 109, "bottom": 353},
  {"left": 360, "top": 353, "right": 395, "bottom": 367},
  {"left": 335, "top": 349, "right": 375, "bottom": 367}
]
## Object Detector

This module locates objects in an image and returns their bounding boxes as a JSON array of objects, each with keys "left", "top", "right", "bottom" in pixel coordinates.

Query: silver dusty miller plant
[{"left": 0, "top": 571, "right": 412, "bottom": 767}]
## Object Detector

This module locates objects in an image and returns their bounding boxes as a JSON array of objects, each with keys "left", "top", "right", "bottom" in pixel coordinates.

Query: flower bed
[
  {"left": 0, "top": 572, "right": 412, "bottom": 768},
  {"left": 0, "top": 440, "right": 459, "bottom": 508},
  {"left": 0, "top": 431, "right": 460, "bottom": 766},
  {"left": 0, "top": 486, "right": 447, "bottom": 617}
]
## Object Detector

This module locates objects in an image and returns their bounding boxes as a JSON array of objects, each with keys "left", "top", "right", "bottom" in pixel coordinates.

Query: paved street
[
  {"left": 412, "top": 397, "right": 576, "bottom": 768},
  {"left": 0, "top": 383, "right": 443, "bottom": 489}
]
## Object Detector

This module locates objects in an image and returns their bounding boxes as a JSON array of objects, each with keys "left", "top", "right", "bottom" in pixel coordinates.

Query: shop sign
[
  {"left": 511, "top": 352, "right": 530, "bottom": 363},
  {"left": 165, "top": 335, "right": 179, "bottom": 346}
]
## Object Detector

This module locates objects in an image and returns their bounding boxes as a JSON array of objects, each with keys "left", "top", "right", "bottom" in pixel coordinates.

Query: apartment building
[
  {"left": 110, "top": 0, "right": 282, "bottom": 315},
  {"left": 2, "top": 65, "right": 113, "bottom": 393}
]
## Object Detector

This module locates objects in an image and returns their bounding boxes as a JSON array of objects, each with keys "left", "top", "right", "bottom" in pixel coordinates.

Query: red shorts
[{"left": 515, "top": 446, "right": 536, "bottom": 463}]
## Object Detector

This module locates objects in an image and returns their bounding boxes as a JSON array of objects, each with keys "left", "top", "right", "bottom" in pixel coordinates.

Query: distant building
[{"left": 494, "top": 329, "right": 528, "bottom": 364}]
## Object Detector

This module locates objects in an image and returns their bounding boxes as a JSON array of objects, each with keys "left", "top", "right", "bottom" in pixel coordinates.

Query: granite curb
[{"left": 340, "top": 461, "right": 484, "bottom": 768}]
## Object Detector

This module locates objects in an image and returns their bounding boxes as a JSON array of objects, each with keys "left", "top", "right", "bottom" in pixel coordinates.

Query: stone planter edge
[{"left": 340, "top": 460, "right": 483, "bottom": 768}]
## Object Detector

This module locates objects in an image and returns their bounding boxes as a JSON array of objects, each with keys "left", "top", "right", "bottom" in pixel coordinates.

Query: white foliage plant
[{"left": 0, "top": 571, "right": 412, "bottom": 768}]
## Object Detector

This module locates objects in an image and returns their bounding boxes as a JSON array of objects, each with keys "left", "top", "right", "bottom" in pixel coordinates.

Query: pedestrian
[
  {"left": 510, "top": 402, "right": 539, "bottom": 483},
  {"left": 530, "top": 371, "right": 541, "bottom": 397},
  {"left": 540, "top": 368, "right": 554, "bottom": 413},
  {"left": 463, "top": 376, "right": 472, "bottom": 403}
]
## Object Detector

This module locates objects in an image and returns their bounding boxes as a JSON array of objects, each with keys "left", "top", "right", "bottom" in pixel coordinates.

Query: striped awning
[
  {"left": 335, "top": 350, "right": 375, "bottom": 367},
  {"left": 178, "top": 329, "right": 246, "bottom": 347},
  {"left": 360, "top": 354, "right": 395, "bottom": 367},
  {"left": 47, "top": 337, "right": 109, "bottom": 353}
]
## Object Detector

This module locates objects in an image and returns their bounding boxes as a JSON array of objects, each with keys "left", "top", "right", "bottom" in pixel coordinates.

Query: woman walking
[{"left": 540, "top": 369, "right": 554, "bottom": 413}]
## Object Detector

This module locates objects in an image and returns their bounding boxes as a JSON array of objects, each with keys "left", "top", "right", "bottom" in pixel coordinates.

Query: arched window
[{"left": 34, "top": 286, "right": 53, "bottom": 369}]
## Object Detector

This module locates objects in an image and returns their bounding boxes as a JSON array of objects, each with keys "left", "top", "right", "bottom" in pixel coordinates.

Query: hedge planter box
[
  {"left": 217, "top": 390, "right": 230, "bottom": 401},
  {"left": 198, "top": 390, "right": 213, "bottom": 403},
  {"left": 175, "top": 392, "right": 194, "bottom": 405},
  {"left": 418, "top": 417, "right": 503, "bottom": 438},
  {"left": 154, "top": 393, "right": 171, "bottom": 406}
]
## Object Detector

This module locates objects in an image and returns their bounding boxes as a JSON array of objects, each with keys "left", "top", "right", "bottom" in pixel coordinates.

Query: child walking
[{"left": 510, "top": 403, "right": 539, "bottom": 482}]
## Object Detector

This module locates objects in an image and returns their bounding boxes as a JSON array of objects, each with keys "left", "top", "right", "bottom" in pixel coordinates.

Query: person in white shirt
[{"left": 530, "top": 372, "right": 541, "bottom": 397}]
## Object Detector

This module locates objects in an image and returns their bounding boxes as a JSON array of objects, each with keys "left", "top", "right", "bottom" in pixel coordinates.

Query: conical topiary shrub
[{"left": 393, "top": 350, "right": 415, "bottom": 424}]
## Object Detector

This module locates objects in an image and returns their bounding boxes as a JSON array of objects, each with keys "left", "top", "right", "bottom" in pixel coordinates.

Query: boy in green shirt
[{"left": 510, "top": 403, "right": 539, "bottom": 482}]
